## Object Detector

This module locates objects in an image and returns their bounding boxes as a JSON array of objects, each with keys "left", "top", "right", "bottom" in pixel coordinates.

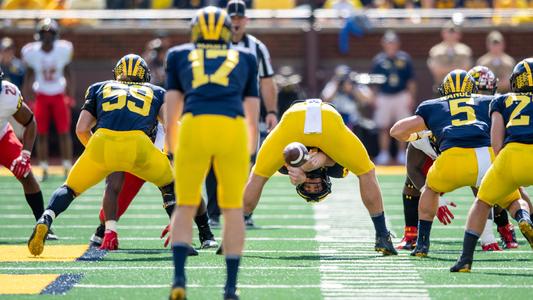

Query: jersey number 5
[
  {"left": 102, "top": 82, "right": 154, "bottom": 116},
  {"left": 188, "top": 49, "right": 239, "bottom": 88},
  {"left": 449, "top": 98, "right": 476, "bottom": 126}
]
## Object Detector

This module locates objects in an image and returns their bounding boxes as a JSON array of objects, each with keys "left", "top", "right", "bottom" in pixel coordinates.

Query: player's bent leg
[
  {"left": 170, "top": 204, "right": 198, "bottom": 296},
  {"left": 507, "top": 199, "right": 533, "bottom": 249},
  {"left": 412, "top": 187, "right": 440, "bottom": 257},
  {"left": 221, "top": 207, "right": 245, "bottom": 299},
  {"left": 397, "top": 178, "right": 420, "bottom": 250},
  {"left": 195, "top": 200, "right": 218, "bottom": 249}
]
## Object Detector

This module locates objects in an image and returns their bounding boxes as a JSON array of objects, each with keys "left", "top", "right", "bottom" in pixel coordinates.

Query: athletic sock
[
  {"left": 370, "top": 212, "right": 389, "bottom": 237},
  {"left": 224, "top": 255, "right": 241, "bottom": 296},
  {"left": 417, "top": 220, "right": 433, "bottom": 247},
  {"left": 172, "top": 243, "right": 189, "bottom": 287},
  {"left": 460, "top": 230, "right": 480, "bottom": 261},
  {"left": 25, "top": 191, "right": 44, "bottom": 221},
  {"left": 194, "top": 212, "right": 210, "bottom": 231},
  {"left": 159, "top": 183, "right": 176, "bottom": 218},
  {"left": 47, "top": 185, "right": 76, "bottom": 217},
  {"left": 514, "top": 209, "right": 531, "bottom": 223},
  {"left": 494, "top": 208, "right": 510, "bottom": 227},
  {"left": 402, "top": 193, "right": 420, "bottom": 227}
]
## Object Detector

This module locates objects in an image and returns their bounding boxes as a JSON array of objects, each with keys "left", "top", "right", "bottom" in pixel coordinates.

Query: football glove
[
  {"left": 99, "top": 230, "right": 119, "bottom": 250},
  {"left": 436, "top": 197, "right": 456, "bottom": 225},
  {"left": 161, "top": 224, "right": 171, "bottom": 247},
  {"left": 10, "top": 150, "right": 31, "bottom": 179}
]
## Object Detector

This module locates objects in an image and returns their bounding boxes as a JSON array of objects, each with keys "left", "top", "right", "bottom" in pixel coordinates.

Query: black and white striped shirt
[{"left": 232, "top": 33, "right": 274, "bottom": 79}]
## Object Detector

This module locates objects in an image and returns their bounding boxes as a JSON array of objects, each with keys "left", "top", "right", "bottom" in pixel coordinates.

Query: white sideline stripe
[
  {"left": 313, "top": 183, "right": 430, "bottom": 299},
  {"left": 0, "top": 224, "right": 327, "bottom": 230},
  {"left": 1, "top": 213, "right": 319, "bottom": 220}
]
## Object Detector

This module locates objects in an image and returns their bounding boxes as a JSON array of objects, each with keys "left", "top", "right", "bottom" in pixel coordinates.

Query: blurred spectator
[
  {"left": 431, "top": 0, "right": 456, "bottom": 8},
  {"left": 274, "top": 66, "right": 306, "bottom": 117},
  {"left": 477, "top": 31, "right": 515, "bottom": 93},
  {"left": 107, "top": 0, "right": 149, "bottom": 8},
  {"left": 371, "top": 31, "right": 415, "bottom": 165},
  {"left": 456, "top": 0, "right": 492, "bottom": 8},
  {"left": 22, "top": 19, "right": 74, "bottom": 180},
  {"left": 1, "top": 0, "right": 46, "bottom": 9},
  {"left": 143, "top": 38, "right": 169, "bottom": 87},
  {"left": 254, "top": 0, "right": 295, "bottom": 8},
  {"left": 152, "top": 0, "right": 173, "bottom": 8},
  {"left": 218, "top": 0, "right": 252, "bottom": 7},
  {"left": 70, "top": 0, "right": 106, "bottom": 9},
  {"left": 0, "top": 37, "right": 25, "bottom": 89},
  {"left": 172, "top": 0, "right": 209, "bottom": 8},
  {"left": 427, "top": 22, "right": 472, "bottom": 92},
  {"left": 321, "top": 65, "right": 373, "bottom": 129},
  {"left": 324, "top": 0, "right": 362, "bottom": 12}
]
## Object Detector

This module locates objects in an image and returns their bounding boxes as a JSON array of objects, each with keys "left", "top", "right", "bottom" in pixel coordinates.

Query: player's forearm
[
  {"left": 390, "top": 116, "right": 427, "bottom": 142},
  {"left": 260, "top": 77, "right": 278, "bottom": 112},
  {"left": 490, "top": 112, "right": 505, "bottom": 155},
  {"left": 164, "top": 91, "right": 184, "bottom": 154},
  {"left": 76, "top": 130, "right": 92, "bottom": 147},
  {"left": 21, "top": 120, "right": 36, "bottom": 152}
]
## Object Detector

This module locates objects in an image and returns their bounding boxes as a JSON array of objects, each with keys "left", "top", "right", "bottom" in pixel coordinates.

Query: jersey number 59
[{"left": 102, "top": 82, "right": 154, "bottom": 117}]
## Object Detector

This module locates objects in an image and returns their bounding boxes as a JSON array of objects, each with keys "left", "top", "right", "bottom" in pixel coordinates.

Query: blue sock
[
  {"left": 172, "top": 243, "right": 189, "bottom": 287},
  {"left": 224, "top": 255, "right": 241, "bottom": 296},
  {"left": 416, "top": 220, "right": 433, "bottom": 247},
  {"left": 514, "top": 209, "right": 531, "bottom": 222},
  {"left": 47, "top": 185, "right": 76, "bottom": 217},
  {"left": 460, "top": 230, "right": 480, "bottom": 261},
  {"left": 370, "top": 212, "right": 389, "bottom": 237}
]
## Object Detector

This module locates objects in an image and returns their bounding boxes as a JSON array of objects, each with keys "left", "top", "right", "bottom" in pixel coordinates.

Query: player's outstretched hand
[
  {"left": 161, "top": 224, "right": 171, "bottom": 247},
  {"left": 99, "top": 230, "right": 119, "bottom": 250},
  {"left": 437, "top": 198, "right": 457, "bottom": 225},
  {"left": 10, "top": 150, "right": 31, "bottom": 179}
]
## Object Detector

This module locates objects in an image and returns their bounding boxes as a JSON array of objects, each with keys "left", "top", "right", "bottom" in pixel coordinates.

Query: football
[{"left": 283, "top": 142, "right": 309, "bottom": 167}]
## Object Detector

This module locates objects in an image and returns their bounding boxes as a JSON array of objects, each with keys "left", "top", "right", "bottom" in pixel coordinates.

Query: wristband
[{"left": 267, "top": 111, "right": 278, "bottom": 116}]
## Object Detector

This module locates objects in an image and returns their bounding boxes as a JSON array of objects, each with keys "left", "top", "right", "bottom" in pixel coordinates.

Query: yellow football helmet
[
  {"left": 438, "top": 69, "right": 478, "bottom": 97},
  {"left": 113, "top": 54, "right": 151, "bottom": 83},
  {"left": 191, "top": 6, "right": 232, "bottom": 44},
  {"left": 510, "top": 58, "right": 533, "bottom": 93}
]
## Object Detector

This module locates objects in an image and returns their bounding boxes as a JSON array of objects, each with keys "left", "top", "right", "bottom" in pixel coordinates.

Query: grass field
[{"left": 1, "top": 171, "right": 532, "bottom": 299}]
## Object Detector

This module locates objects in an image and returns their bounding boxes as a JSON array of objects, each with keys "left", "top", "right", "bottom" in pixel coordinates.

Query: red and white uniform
[
  {"left": 22, "top": 40, "right": 73, "bottom": 134},
  {"left": 0, "top": 81, "right": 24, "bottom": 169}
]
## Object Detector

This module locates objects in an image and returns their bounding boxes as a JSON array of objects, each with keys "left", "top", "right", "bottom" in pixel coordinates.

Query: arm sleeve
[
  {"left": 81, "top": 85, "right": 97, "bottom": 118},
  {"left": 489, "top": 96, "right": 504, "bottom": 117},
  {"left": 257, "top": 41, "right": 274, "bottom": 78},
  {"left": 326, "top": 164, "right": 348, "bottom": 178},
  {"left": 414, "top": 102, "right": 429, "bottom": 128},
  {"left": 243, "top": 54, "right": 259, "bottom": 98},
  {"left": 165, "top": 50, "right": 183, "bottom": 92}
]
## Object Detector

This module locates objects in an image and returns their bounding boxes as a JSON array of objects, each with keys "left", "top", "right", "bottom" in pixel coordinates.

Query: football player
[
  {"left": 165, "top": 7, "right": 260, "bottom": 300},
  {"left": 390, "top": 69, "right": 520, "bottom": 257},
  {"left": 241, "top": 99, "right": 397, "bottom": 256},
  {"left": 88, "top": 128, "right": 217, "bottom": 252},
  {"left": 451, "top": 59, "right": 533, "bottom": 272},
  {"left": 22, "top": 18, "right": 74, "bottom": 180},
  {"left": 27, "top": 54, "right": 175, "bottom": 257},
  {"left": 0, "top": 67, "right": 56, "bottom": 240}
]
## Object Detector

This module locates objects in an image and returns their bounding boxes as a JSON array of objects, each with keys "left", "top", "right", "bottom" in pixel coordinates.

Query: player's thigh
[
  {"left": 34, "top": 94, "right": 50, "bottom": 134},
  {"left": 426, "top": 148, "right": 477, "bottom": 193},
  {"left": 212, "top": 127, "right": 249, "bottom": 209},
  {"left": 130, "top": 143, "right": 173, "bottom": 188},
  {"left": 50, "top": 94, "right": 71, "bottom": 134},
  {"left": 0, "top": 126, "right": 22, "bottom": 168},
  {"left": 66, "top": 150, "right": 109, "bottom": 195},
  {"left": 253, "top": 116, "right": 293, "bottom": 178},
  {"left": 318, "top": 111, "right": 374, "bottom": 176}
]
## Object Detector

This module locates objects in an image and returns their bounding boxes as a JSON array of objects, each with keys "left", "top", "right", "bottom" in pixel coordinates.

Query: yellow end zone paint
[
  {"left": 0, "top": 245, "right": 89, "bottom": 262},
  {"left": 0, "top": 274, "right": 59, "bottom": 294}
]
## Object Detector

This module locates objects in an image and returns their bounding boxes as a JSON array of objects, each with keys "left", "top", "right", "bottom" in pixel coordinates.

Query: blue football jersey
[
  {"left": 165, "top": 43, "right": 259, "bottom": 118},
  {"left": 490, "top": 92, "right": 533, "bottom": 145},
  {"left": 415, "top": 94, "right": 492, "bottom": 152},
  {"left": 82, "top": 80, "right": 165, "bottom": 136}
]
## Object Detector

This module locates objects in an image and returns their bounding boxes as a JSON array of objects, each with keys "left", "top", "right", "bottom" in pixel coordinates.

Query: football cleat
[
  {"left": 199, "top": 226, "right": 218, "bottom": 249},
  {"left": 200, "top": 239, "right": 218, "bottom": 249},
  {"left": 518, "top": 219, "right": 533, "bottom": 249},
  {"left": 169, "top": 286, "right": 186, "bottom": 300},
  {"left": 498, "top": 223, "right": 519, "bottom": 249},
  {"left": 216, "top": 243, "right": 223, "bottom": 255},
  {"left": 188, "top": 247, "right": 199, "bottom": 256},
  {"left": 89, "top": 224, "right": 105, "bottom": 248},
  {"left": 99, "top": 230, "right": 119, "bottom": 250},
  {"left": 244, "top": 214, "right": 255, "bottom": 228},
  {"left": 450, "top": 257, "right": 472, "bottom": 272},
  {"left": 395, "top": 226, "right": 417, "bottom": 250},
  {"left": 481, "top": 242, "right": 502, "bottom": 251},
  {"left": 224, "top": 291, "right": 239, "bottom": 300},
  {"left": 374, "top": 233, "right": 398, "bottom": 256},
  {"left": 410, "top": 244, "right": 429, "bottom": 257},
  {"left": 28, "top": 215, "right": 52, "bottom": 256},
  {"left": 46, "top": 228, "right": 58, "bottom": 240}
]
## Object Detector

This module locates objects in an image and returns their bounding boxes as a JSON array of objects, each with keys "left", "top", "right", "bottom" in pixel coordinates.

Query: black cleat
[
  {"left": 46, "top": 228, "right": 59, "bottom": 240},
  {"left": 169, "top": 286, "right": 186, "bottom": 300},
  {"left": 199, "top": 227, "right": 218, "bottom": 249},
  {"left": 89, "top": 224, "right": 105, "bottom": 248},
  {"left": 28, "top": 215, "right": 52, "bottom": 256},
  {"left": 410, "top": 244, "right": 429, "bottom": 257},
  {"left": 244, "top": 215, "right": 255, "bottom": 228},
  {"left": 518, "top": 219, "right": 533, "bottom": 249},
  {"left": 224, "top": 292, "right": 239, "bottom": 300},
  {"left": 188, "top": 246, "right": 199, "bottom": 256},
  {"left": 450, "top": 257, "right": 472, "bottom": 272},
  {"left": 374, "top": 233, "right": 398, "bottom": 256},
  {"left": 216, "top": 242, "right": 223, "bottom": 255}
]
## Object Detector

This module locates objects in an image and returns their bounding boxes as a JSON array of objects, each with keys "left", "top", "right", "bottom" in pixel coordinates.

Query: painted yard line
[
  {"left": 0, "top": 213, "right": 319, "bottom": 220},
  {"left": 313, "top": 182, "right": 429, "bottom": 299},
  {"left": 0, "top": 224, "right": 329, "bottom": 230}
]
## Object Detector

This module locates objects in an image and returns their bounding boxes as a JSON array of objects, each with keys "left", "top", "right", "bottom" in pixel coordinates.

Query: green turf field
[{"left": 1, "top": 173, "right": 532, "bottom": 299}]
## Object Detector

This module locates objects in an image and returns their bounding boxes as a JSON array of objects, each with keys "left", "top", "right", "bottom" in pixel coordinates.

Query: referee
[{"left": 207, "top": 0, "right": 278, "bottom": 226}]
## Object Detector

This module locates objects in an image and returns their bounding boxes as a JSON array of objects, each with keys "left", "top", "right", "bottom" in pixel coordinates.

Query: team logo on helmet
[
  {"left": 35, "top": 18, "right": 59, "bottom": 41},
  {"left": 191, "top": 6, "right": 232, "bottom": 44},
  {"left": 113, "top": 54, "right": 151, "bottom": 83},
  {"left": 438, "top": 69, "right": 478, "bottom": 97},
  {"left": 467, "top": 66, "right": 498, "bottom": 95},
  {"left": 510, "top": 58, "right": 533, "bottom": 93},
  {"left": 296, "top": 168, "right": 332, "bottom": 203}
]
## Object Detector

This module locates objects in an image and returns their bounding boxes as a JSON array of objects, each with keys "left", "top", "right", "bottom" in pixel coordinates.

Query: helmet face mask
[
  {"left": 113, "top": 54, "right": 151, "bottom": 83},
  {"left": 296, "top": 169, "right": 332, "bottom": 203},
  {"left": 468, "top": 66, "right": 498, "bottom": 95},
  {"left": 190, "top": 6, "right": 232, "bottom": 44},
  {"left": 438, "top": 69, "right": 478, "bottom": 97},
  {"left": 510, "top": 59, "right": 533, "bottom": 93}
]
